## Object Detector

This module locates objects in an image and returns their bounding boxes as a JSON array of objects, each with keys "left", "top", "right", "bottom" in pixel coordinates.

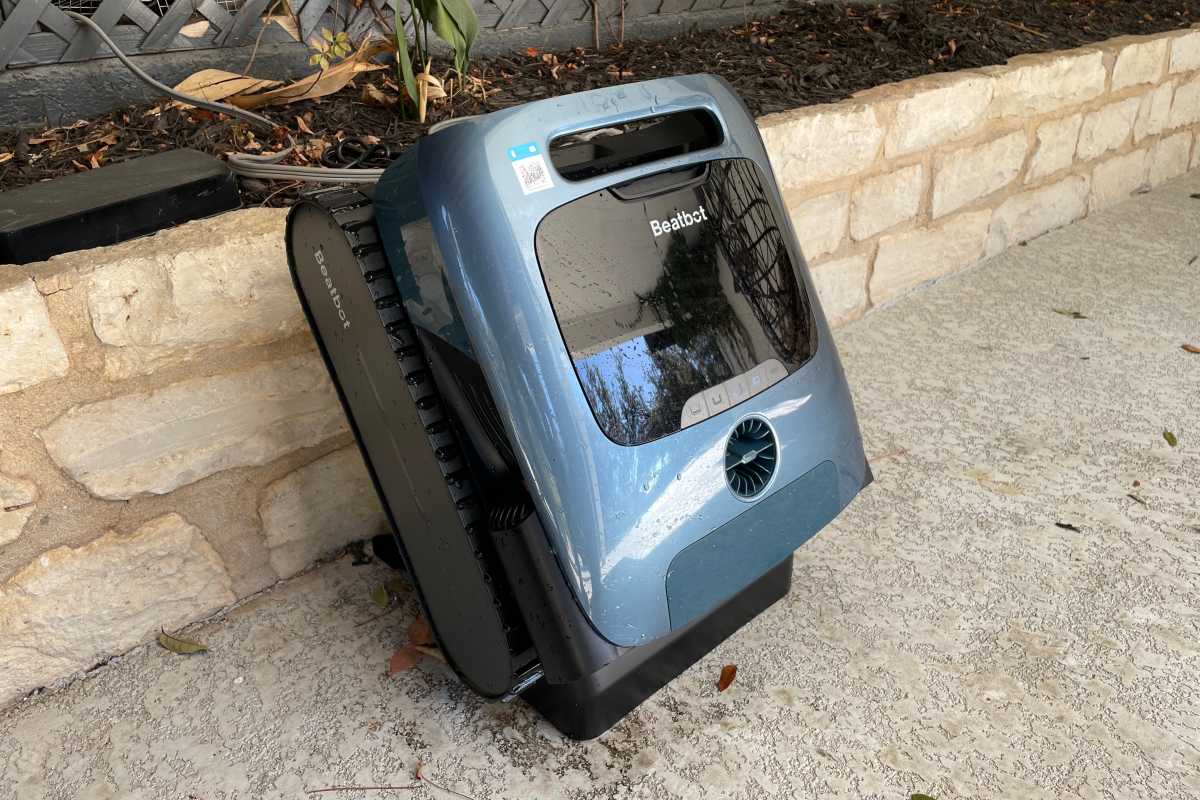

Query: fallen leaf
[
  {"left": 1052, "top": 308, "right": 1088, "bottom": 320},
  {"left": 157, "top": 629, "right": 208, "bottom": 655},
  {"left": 524, "top": 47, "right": 539, "bottom": 57},
  {"left": 295, "top": 115, "right": 314, "bottom": 134},
  {"left": 1132, "top": 479, "right": 1141, "bottom": 487},
  {"left": 266, "top": 14, "right": 301, "bottom": 41},
  {"left": 360, "top": 83, "right": 398, "bottom": 108},
  {"left": 179, "top": 19, "right": 211, "bottom": 37},
  {"left": 912, "top": 795, "right": 939, "bottom": 800},
  {"left": 413, "top": 644, "right": 446, "bottom": 663},
  {"left": 1183, "top": 344, "right": 1200, "bottom": 354},
  {"left": 1054, "top": 522, "right": 1082, "bottom": 532},
  {"left": 1163, "top": 431, "right": 1178, "bottom": 447},
  {"left": 173, "top": 69, "right": 282, "bottom": 103},
  {"left": 408, "top": 616, "right": 435, "bottom": 646},
  {"left": 388, "top": 645, "right": 423, "bottom": 675},
  {"left": 371, "top": 584, "right": 391, "bottom": 608},
  {"left": 717, "top": 664, "right": 737, "bottom": 692},
  {"left": 230, "top": 42, "right": 389, "bottom": 109},
  {"left": 0, "top": 152, "right": 11, "bottom": 165}
]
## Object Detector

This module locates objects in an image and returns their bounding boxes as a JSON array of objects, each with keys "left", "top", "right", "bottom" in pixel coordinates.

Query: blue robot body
[{"left": 288, "top": 75, "right": 871, "bottom": 738}]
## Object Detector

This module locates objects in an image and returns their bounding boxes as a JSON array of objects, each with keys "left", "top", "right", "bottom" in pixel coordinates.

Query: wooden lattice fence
[{"left": 0, "top": 0, "right": 777, "bottom": 71}]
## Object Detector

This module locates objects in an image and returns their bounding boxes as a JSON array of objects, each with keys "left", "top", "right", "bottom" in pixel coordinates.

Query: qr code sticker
[{"left": 513, "top": 153, "right": 554, "bottom": 195}]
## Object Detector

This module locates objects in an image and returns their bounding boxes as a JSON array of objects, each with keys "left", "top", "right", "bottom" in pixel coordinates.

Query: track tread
[{"left": 301, "top": 187, "right": 533, "bottom": 681}]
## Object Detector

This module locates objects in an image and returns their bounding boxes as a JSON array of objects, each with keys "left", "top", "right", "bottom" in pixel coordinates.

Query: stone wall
[
  {"left": 761, "top": 28, "right": 1200, "bottom": 326},
  {"left": 2, "top": 27, "right": 1199, "bottom": 708}
]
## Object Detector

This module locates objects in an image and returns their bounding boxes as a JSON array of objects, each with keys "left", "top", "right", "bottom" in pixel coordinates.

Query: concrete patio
[{"left": 0, "top": 172, "right": 1197, "bottom": 800}]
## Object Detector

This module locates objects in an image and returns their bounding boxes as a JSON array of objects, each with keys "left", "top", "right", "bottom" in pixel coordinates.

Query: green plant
[
  {"left": 309, "top": 27, "right": 352, "bottom": 70},
  {"left": 393, "top": 0, "right": 479, "bottom": 117}
]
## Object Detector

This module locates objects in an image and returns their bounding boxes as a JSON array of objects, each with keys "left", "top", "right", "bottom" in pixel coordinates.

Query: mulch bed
[{"left": 2, "top": 0, "right": 1199, "bottom": 206}]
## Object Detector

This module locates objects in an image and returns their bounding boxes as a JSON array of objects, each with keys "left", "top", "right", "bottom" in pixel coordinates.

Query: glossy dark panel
[{"left": 535, "top": 157, "right": 816, "bottom": 446}]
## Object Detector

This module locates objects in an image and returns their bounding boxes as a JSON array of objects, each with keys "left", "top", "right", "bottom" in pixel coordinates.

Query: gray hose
[{"left": 64, "top": 10, "right": 385, "bottom": 184}]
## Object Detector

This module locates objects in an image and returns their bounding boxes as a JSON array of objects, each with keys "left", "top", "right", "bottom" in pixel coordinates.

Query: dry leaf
[
  {"left": 717, "top": 664, "right": 737, "bottom": 692},
  {"left": 524, "top": 47, "right": 539, "bottom": 57},
  {"left": 174, "top": 69, "right": 283, "bottom": 103},
  {"left": 0, "top": 152, "right": 11, "bottom": 165},
  {"left": 408, "top": 616, "right": 434, "bottom": 646},
  {"left": 266, "top": 14, "right": 302, "bottom": 41},
  {"left": 1164, "top": 431, "right": 1178, "bottom": 447},
  {"left": 295, "top": 115, "right": 314, "bottom": 134},
  {"left": 179, "top": 20, "right": 211, "bottom": 38},
  {"left": 157, "top": 629, "right": 208, "bottom": 655},
  {"left": 360, "top": 83, "right": 398, "bottom": 108},
  {"left": 388, "top": 645, "right": 423, "bottom": 675},
  {"left": 413, "top": 644, "right": 446, "bottom": 663},
  {"left": 26, "top": 136, "right": 56, "bottom": 145},
  {"left": 1183, "top": 344, "right": 1200, "bottom": 354},
  {"left": 229, "top": 42, "right": 388, "bottom": 109}
]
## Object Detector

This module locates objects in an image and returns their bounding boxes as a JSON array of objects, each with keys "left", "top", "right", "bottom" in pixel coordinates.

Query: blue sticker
[{"left": 508, "top": 142, "right": 540, "bottom": 161}]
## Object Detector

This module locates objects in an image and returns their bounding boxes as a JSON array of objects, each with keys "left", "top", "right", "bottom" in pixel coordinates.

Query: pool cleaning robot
[{"left": 285, "top": 74, "right": 871, "bottom": 739}]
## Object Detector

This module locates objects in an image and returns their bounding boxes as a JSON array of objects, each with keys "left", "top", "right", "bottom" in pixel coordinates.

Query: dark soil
[{"left": 3, "top": 0, "right": 1199, "bottom": 206}]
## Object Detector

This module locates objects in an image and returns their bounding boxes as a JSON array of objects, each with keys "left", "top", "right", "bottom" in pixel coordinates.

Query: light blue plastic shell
[{"left": 374, "top": 75, "right": 869, "bottom": 647}]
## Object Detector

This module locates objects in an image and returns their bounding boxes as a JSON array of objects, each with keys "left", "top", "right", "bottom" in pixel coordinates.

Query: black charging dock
[{"left": 0, "top": 148, "right": 239, "bottom": 265}]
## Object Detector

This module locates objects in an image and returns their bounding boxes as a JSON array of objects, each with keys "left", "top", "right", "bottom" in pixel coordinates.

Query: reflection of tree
[
  {"left": 581, "top": 349, "right": 653, "bottom": 446},
  {"left": 577, "top": 158, "right": 815, "bottom": 446},
  {"left": 634, "top": 227, "right": 756, "bottom": 367},
  {"left": 703, "top": 160, "right": 812, "bottom": 365}
]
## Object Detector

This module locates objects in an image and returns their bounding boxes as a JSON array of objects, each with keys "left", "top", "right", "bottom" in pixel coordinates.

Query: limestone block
[
  {"left": 788, "top": 191, "right": 849, "bottom": 259},
  {"left": 39, "top": 353, "right": 347, "bottom": 500},
  {"left": 259, "top": 447, "right": 386, "bottom": 579},
  {"left": 759, "top": 104, "right": 883, "bottom": 189},
  {"left": 987, "top": 176, "right": 1090, "bottom": 256},
  {"left": 1077, "top": 98, "right": 1141, "bottom": 161},
  {"left": 1028, "top": 114, "right": 1083, "bottom": 183},
  {"left": 885, "top": 73, "right": 994, "bottom": 157},
  {"left": 1089, "top": 150, "right": 1150, "bottom": 213},
  {"left": 808, "top": 255, "right": 869, "bottom": 327},
  {"left": 84, "top": 208, "right": 300, "bottom": 379},
  {"left": 851, "top": 164, "right": 924, "bottom": 241},
  {"left": 0, "top": 273, "right": 70, "bottom": 396},
  {"left": 0, "top": 474, "right": 37, "bottom": 549},
  {"left": 1111, "top": 38, "right": 1169, "bottom": 90},
  {"left": 0, "top": 513, "right": 235, "bottom": 707},
  {"left": 933, "top": 131, "right": 1028, "bottom": 218},
  {"left": 871, "top": 211, "right": 992, "bottom": 305},
  {"left": 989, "top": 50, "right": 1107, "bottom": 118},
  {"left": 1148, "top": 133, "right": 1193, "bottom": 185},
  {"left": 1134, "top": 83, "right": 1176, "bottom": 143},
  {"left": 1169, "top": 30, "right": 1200, "bottom": 74},
  {"left": 1168, "top": 76, "right": 1200, "bottom": 129}
]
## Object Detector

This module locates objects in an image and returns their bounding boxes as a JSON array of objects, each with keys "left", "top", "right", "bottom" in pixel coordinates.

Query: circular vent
[{"left": 725, "top": 416, "right": 778, "bottom": 500}]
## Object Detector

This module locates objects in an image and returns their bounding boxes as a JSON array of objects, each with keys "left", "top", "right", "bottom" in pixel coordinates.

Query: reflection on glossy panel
[{"left": 536, "top": 158, "right": 816, "bottom": 446}]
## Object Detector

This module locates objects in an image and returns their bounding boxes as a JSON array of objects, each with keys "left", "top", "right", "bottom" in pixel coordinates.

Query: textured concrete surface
[{"left": 0, "top": 174, "right": 1197, "bottom": 799}]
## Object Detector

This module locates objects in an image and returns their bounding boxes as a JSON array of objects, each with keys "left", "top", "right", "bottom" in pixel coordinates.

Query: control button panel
[{"left": 679, "top": 358, "right": 789, "bottom": 428}]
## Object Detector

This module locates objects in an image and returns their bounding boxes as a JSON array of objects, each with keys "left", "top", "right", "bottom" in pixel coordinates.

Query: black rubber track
[{"left": 286, "top": 187, "right": 535, "bottom": 697}]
